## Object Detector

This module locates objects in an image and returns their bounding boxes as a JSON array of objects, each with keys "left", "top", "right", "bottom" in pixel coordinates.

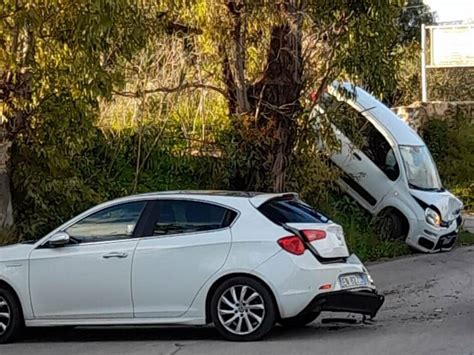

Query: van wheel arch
[{"left": 375, "top": 207, "right": 409, "bottom": 241}]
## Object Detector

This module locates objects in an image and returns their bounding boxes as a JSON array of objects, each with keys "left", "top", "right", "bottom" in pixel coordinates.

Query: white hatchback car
[{"left": 0, "top": 191, "right": 383, "bottom": 342}]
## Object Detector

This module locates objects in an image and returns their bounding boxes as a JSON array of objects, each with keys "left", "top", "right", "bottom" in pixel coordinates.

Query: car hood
[
  {"left": 411, "top": 189, "right": 463, "bottom": 221},
  {"left": 0, "top": 243, "right": 34, "bottom": 262}
]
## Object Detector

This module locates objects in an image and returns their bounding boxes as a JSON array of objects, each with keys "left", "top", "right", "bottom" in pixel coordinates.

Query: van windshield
[{"left": 399, "top": 145, "right": 443, "bottom": 191}]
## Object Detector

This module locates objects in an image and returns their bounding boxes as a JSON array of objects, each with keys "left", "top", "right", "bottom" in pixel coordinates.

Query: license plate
[{"left": 339, "top": 273, "right": 368, "bottom": 289}]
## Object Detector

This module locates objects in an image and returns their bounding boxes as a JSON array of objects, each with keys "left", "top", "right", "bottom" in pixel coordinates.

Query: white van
[{"left": 313, "top": 83, "right": 463, "bottom": 253}]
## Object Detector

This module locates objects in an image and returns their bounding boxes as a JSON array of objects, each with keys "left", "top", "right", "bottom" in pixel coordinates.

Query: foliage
[
  {"left": 389, "top": 42, "right": 474, "bottom": 106},
  {"left": 423, "top": 115, "right": 474, "bottom": 211},
  {"left": 2, "top": 0, "right": 470, "bottom": 266},
  {"left": 315, "top": 194, "right": 410, "bottom": 261},
  {"left": 459, "top": 231, "right": 474, "bottom": 247},
  {"left": 0, "top": 227, "right": 19, "bottom": 246},
  {"left": 396, "top": 0, "right": 434, "bottom": 44},
  {"left": 12, "top": 118, "right": 230, "bottom": 239},
  {"left": 0, "top": 1, "right": 167, "bottom": 238}
]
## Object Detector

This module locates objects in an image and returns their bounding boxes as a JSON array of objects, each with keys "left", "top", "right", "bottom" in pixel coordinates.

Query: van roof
[{"left": 330, "top": 83, "right": 424, "bottom": 146}]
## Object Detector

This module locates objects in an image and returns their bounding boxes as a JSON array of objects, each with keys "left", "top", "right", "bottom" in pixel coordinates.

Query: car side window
[
  {"left": 65, "top": 201, "right": 146, "bottom": 243},
  {"left": 330, "top": 100, "right": 400, "bottom": 181},
  {"left": 150, "top": 200, "right": 236, "bottom": 236}
]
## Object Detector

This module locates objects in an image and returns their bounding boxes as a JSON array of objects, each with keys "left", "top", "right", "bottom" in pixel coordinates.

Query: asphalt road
[{"left": 3, "top": 246, "right": 474, "bottom": 355}]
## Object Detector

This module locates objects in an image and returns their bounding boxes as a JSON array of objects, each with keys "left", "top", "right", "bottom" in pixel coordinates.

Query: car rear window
[{"left": 258, "top": 198, "right": 330, "bottom": 225}]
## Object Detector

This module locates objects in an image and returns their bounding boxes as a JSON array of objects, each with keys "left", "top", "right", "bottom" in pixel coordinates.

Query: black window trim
[{"left": 138, "top": 198, "right": 241, "bottom": 240}]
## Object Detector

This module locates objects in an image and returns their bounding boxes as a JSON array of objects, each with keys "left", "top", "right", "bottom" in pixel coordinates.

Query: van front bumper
[
  {"left": 408, "top": 216, "right": 462, "bottom": 253},
  {"left": 297, "top": 289, "right": 385, "bottom": 319}
]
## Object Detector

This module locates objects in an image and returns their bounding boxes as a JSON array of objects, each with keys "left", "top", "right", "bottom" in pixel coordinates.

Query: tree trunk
[
  {"left": 0, "top": 13, "right": 36, "bottom": 232},
  {"left": 0, "top": 128, "right": 13, "bottom": 228},
  {"left": 224, "top": 1, "right": 304, "bottom": 192}
]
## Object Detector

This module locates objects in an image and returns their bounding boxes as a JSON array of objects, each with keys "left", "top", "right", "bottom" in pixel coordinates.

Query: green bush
[
  {"left": 315, "top": 194, "right": 410, "bottom": 261},
  {"left": 11, "top": 112, "right": 229, "bottom": 241},
  {"left": 423, "top": 115, "right": 474, "bottom": 211}
]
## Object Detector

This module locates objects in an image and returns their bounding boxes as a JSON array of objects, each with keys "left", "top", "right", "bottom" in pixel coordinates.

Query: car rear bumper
[{"left": 298, "top": 289, "right": 385, "bottom": 318}]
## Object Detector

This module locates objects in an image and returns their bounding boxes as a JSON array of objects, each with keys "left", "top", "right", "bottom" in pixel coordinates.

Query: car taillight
[
  {"left": 301, "top": 230, "right": 326, "bottom": 242},
  {"left": 277, "top": 236, "right": 305, "bottom": 255}
]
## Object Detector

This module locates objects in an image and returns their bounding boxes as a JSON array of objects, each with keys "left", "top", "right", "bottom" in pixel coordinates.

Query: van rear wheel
[{"left": 376, "top": 210, "right": 406, "bottom": 241}]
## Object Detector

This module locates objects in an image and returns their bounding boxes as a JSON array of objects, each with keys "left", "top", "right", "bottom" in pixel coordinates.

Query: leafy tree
[
  {"left": 186, "top": 0, "right": 404, "bottom": 191},
  {"left": 397, "top": 0, "right": 435, "bottom": 44},
  {"left": 0, "top": 1, "right": 165, "bottom": 235},
  {"left": 1, "top": 0, "right": 410, "bottom": 238}
]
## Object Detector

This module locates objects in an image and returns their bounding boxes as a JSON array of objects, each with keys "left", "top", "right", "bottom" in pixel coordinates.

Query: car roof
[
  {"left": 108, "top": 190, "right": 298, "bottom": 208},
  {"left": 330, "top": 82, "right": 424, "bottom": 146}
]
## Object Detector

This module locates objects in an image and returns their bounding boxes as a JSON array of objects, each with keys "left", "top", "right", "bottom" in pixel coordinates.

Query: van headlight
[{"left": 425, "top": 207, "right": 441, "bottom": 227}]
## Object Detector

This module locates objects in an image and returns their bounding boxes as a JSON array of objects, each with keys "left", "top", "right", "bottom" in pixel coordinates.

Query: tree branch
[{"left": 113, "top": 82, "right": 227, "bottom": 98}]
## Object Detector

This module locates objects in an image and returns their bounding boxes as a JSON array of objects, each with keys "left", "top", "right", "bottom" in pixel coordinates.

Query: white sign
[{"left": 430, "top": 26, "right": 474, "bottom": 67}]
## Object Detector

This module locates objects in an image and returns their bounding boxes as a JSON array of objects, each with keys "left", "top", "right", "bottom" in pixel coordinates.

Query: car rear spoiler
[{"left": 249, "top": 193, "right": 298, "bottom": 208}]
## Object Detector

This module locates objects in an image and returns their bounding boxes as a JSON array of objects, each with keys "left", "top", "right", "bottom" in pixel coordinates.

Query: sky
[{"left": 424, "top": 0, "right": 474, "bottom": 23}]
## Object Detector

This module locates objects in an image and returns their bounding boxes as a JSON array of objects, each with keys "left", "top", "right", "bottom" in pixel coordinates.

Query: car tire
[
  {"left": 278, "top": 311, "right": 320, "bottom": 328},
  {"left": 376, "top": 211, "right": 405, "bottom": 241},
  {"left": 0, "top": 287, "right": 23, "bottom": 344},
  {"left": 211, "top": 276, "right": 276, "bottom": 341}
]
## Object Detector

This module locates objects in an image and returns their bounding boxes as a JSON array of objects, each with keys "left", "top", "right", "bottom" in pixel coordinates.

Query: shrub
[{"left": 423, "top": 115, "right": 474, "bottom": 211}]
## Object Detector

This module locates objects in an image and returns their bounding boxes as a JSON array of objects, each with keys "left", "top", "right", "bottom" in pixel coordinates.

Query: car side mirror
[{"left": 47, "top": 232, "right": 70, "bottom": 247}]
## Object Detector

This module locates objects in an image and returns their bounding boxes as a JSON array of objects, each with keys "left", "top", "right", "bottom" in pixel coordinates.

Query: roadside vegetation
[{"left": 0, "top": 1, "right": 472, "bottom": 259}]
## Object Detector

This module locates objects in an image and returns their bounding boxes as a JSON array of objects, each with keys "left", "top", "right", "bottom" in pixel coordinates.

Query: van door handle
[
  {"left": 353, "top": 152, "right": 362, "bottom": 161},
  {"left": 103, "top": 252, "right": 128, "bottom": 259}
]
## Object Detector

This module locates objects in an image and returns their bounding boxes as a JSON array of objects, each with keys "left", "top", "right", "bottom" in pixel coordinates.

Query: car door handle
[
  {"left": 103, "top": 252, "right": 128, "bottom": 259},
  {"left": 353, "top": 152, "right": 362, "bottom": 161}
]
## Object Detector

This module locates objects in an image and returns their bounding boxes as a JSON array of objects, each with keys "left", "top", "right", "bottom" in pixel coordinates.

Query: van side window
[{"left": 330, "top": 100, "right": 400, "bottom": 181}]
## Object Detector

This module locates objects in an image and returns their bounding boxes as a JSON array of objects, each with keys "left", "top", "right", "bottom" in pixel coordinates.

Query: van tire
[{"left": 376, "top": 210, "right": 406, "bottom": 241}]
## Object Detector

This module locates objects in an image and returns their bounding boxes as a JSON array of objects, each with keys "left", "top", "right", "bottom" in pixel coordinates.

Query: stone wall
[{"left": 391, "top": 101, "right": 474, "bottom": 132}]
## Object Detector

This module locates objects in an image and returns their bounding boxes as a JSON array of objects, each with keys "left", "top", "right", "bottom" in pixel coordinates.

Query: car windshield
[{"left": 399, "top": 145, "right": 443, "bottom": 191}]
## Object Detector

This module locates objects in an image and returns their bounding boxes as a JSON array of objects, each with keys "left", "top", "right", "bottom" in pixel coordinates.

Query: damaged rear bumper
[{"left": 299, "top": 290, "right": 385, "bottom": 318}]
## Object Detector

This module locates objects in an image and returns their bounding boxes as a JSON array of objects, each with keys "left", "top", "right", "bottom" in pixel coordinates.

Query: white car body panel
[
  {"left": 285, "top": 223, "right": 349, "bottom": 259},
  {"left": 29, "top": 239, "right": 138, "bottom": 319},
  {"left": 0, "top": 192, "right": 380, "bottom": 333},
  {"left": 132, "top": 229, "right": 232, "bottom": 318},
  {"left": 255, "top": 251, "right": 371, "bottom": 318},
  {"left": 0, "top": 244, "right": 32, "bottom": 319}
]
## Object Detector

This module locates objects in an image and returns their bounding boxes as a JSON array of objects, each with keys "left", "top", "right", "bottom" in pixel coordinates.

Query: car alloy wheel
[
  {"left": 211, "top": 276, "right": 276, "bottom": 341},
  {"left": 217, "top": 285, "right": 265, "bottom": 335},
  {"left": 0, "top": 296, "right": 11, "bottom": 336},
  {"left": 0, "top": 288, "right": 24, "bottom": 344}
]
